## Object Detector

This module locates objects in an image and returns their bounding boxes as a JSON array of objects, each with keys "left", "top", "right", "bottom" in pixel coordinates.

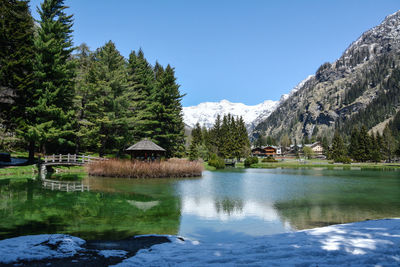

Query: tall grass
[{"left": 86, "top": 158, "right": 203, "bottom": 178}]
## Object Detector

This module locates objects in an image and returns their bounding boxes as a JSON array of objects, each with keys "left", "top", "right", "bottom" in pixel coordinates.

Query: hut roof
[{"left": 126, "top": 139, "right": 166, "bottom": 152}]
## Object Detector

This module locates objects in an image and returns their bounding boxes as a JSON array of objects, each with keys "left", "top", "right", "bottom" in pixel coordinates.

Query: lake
[{"left": 0, "top": 168, "right": 399, "bottom": 243}]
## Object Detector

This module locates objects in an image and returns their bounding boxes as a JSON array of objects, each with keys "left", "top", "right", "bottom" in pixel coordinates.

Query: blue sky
[{"left": 29, "top": 0, "right": 400, "bottom": 106}]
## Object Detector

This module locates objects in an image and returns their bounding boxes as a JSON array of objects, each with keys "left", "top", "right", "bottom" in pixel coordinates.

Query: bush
[
  {"left": 334, "top": 156, "right": 351, "bottom": 164},
  {"left": 244, "top": 156, "right": 258, "bottom": 167},
  {"left": 261, "top": 156, "right": 278, "bottom": 163},
  {"left": 208, "top": 154, "right": 225, "bottom": 169}
]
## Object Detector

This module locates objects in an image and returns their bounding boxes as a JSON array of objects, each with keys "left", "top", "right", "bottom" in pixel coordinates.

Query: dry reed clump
[{"left": 86, "top": 158, "right": 204, "bottom": 178}]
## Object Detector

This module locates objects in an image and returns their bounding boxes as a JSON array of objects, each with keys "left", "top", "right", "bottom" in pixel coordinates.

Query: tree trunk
[{"left": 28, "top": 140, "right": 35, "bottom": 163}]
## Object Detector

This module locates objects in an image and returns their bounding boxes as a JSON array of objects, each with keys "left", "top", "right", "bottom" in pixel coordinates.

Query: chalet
[
  {"left": 264, "top": 146, "right": 277, "bottom": 156},
  {"left": 251, "top": 147, "right": 266, "bottom": 156},
  {"left": 251, "top": 146, "right": 281, "bottom": 157},
  {"left": 305, "top": 142, "right": 324, "bottom": 155}
]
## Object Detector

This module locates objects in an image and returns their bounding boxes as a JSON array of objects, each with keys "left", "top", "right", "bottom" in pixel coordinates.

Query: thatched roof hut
[{"left": 126, "top": 139, "right": 166, "bottom": 160}]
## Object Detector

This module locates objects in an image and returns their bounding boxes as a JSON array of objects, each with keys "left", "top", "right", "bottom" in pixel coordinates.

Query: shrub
[
  {"left": 208, "top": 154, "right": 225, "bottom": 169},
  {"left": 334, "top": 156, "right": 351, "bottom": 164},
  {"left": 244, "top": 156, "right": 258, "bottom": 167},
  {"left": 261, "top": 156, "right": 278, "bottom": 163}
]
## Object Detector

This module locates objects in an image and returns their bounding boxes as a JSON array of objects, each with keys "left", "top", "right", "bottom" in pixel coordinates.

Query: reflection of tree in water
[
  {"left": 0, "top": 177, "right": 181, "bottom": 240},
  {"left": 274, "top": 198, "right": 400, "bottom": 230},
  {"left": 214, "top": 198, "right": 243, "bottom": 216}
]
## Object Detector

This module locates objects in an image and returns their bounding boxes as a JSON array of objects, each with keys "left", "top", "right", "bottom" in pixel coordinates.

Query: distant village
[{"left": 251, "top": 142, "right": 324, "bottom": 159}]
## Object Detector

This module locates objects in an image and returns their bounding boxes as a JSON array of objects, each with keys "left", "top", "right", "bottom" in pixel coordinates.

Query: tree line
[
  {"left": 327, "top": 124, "right": 399, "bottom": 163},
  {"left": 0, "top": 0, "right": 185, "bottom": 160},
  {"left": 189, "top": 114, "right": 250, "bottom": 162}
]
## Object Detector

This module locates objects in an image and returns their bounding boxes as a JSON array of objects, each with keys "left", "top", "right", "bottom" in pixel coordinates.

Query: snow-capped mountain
[
  {"left": 183, "top": 99, "right": 279, "bottom": 130},
  {"left": 182, "top": 75, "right": 313, "bottom": 131}
]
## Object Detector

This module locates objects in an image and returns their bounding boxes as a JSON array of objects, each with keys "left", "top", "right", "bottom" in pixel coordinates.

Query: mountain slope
[{"left": 254, "top": 10, "right": 400, "bottom": 141}]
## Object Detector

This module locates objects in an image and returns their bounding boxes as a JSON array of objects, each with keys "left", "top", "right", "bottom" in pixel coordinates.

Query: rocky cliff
[{"left": 254, "top": 10, "right": 400, "bottom": 141}]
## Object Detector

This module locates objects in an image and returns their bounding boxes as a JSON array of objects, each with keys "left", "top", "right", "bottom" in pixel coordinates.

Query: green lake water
[{"left": 0, "top": 168, "right": 399, "bottom": 243}]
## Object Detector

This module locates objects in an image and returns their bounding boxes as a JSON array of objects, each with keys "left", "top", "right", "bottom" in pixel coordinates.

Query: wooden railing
[
  {"left": 42, "top": 178, "right": 89, "bottom": 192},
  {"left": 43, "top": 154, "right": 106, "bottom": 164},
  {"left": 224, "top": 159, "right": 237, "bottom": 166}
]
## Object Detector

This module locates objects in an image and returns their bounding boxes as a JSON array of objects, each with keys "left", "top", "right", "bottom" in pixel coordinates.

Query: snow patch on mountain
[
  {"left": 183, "top": 75, "right": 313, "bottom": 131},
  {"left": 183, "top": 99, "right": 278, "bottom": 130}
]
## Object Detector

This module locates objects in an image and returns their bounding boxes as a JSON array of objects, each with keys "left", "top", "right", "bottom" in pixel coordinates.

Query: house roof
[{"left": 126, "top": 139, "right": 166, "bottom": 152}]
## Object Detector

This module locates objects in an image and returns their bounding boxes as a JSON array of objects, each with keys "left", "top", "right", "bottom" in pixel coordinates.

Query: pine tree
[
  {"left": 72, "top": 43, "right": 97, "bottom": 153},
  {"left": 348, "top": 127, "right": 360, "bottom": 161},
  {"left": 189, "top": 123, "right": 202, "bottom": 160},
  {"left": 85, "top": 41, "right": 131, "bottom": 156},
  {"left": 236, "top": 116, "right": 250, "bottom": 159},
  {"left": 370, "top": 132, "right": 381, "bottom": 163},
  {"left": 330, "top": 131, "right": 347, "bottom": 162},
  {"left": 382, "top": 125, "right": 396, "bottom": 162},
  {"left": 152, "top": 64, "right": 185, "bottom": 157},
  {"left": 358, "top": 126, "right": 371, "bottom": 162},
  {"left": 26, "top": 0, "right": 76, "bottom": 155},
  {"left": 0, "top": 0, "right": 35, "bottom": 160},
  {"left": 127, "top": 49, "right": 156, "bottom": 141}
]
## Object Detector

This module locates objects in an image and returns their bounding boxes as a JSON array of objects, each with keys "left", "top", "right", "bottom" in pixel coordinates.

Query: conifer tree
[
  {"left": 24, "top": 0, "right": 76, "bottom": 155},
  {"left": 152, "top": 64, "right": 185, "bottom": 157},
  {"left": 330, "top": 131, "right": 347, "bottom": 161},
  {"left": 0, "top": 0, "right": 35, "bottom": 160},
  {"left": 370, "top": 132, "right": 381, "bottom": 163},
  {"left": 348, "top": 127, "right": 360, "bottom": 161},
  {"left": 382, "top": 125, "right": 396, "bottom": 162},
  {"left": 189, "top": 123, "right": 202, "bottom": 160},
  {"left": 72, "top": 43, "right": 97, "bottom": 153},
  {"left": 358, "top": 126, "right": 371, "bottom": 162},
  {"left": 236, "top": 116, "right": 250, "bottom": 159},
  {"left": 85, "top": 41, "right": 131, "bottom": 156},
  {"left": 128, "top": 49, "right": 156, "bottom": 141}
]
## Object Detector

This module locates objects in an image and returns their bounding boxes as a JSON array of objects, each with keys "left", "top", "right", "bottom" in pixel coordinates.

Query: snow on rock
[
  {"left": 114, "top": 219, "right": 400, "bottom": 266},
  {"left": 0, "top": 234, "right": 85, "bottom": 264},
  {"left": 98, "top": 250, "right": 128, "bottom": 258}
]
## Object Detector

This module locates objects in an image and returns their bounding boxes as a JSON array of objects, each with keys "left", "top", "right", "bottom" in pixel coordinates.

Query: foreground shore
[{"left": 0, "top": 219, "right": 399, "bottom": 266}]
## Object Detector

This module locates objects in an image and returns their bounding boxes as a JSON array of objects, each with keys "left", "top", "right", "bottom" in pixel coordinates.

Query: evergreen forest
[{"left": 0, "top": 0, "right": 185, "bottom": 160}]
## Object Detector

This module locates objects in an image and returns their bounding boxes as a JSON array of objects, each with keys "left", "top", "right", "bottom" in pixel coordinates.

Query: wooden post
[
  {"left": 59, "top": 154, "right": 62, "bottom": 162},
  {"left": 67, "top": 183, "right": 69, "bottom": 192},
  {"left": 51, "top": 182, "right": 54, "bottom": 190},
  {"left": 67, "top": 153, "right": 70, "bottom": 162},
  {"left": 52, "top": 154, "right": 55, "bottom": 162}
]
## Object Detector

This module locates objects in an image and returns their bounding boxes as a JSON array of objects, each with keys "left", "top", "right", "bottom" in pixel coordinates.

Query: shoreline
[{"left": 1, "top": 218, "right": 399, "bottom": 266}]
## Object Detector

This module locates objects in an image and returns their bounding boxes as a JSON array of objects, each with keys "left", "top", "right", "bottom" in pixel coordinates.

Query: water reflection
[
  {"left": 0, "top": 168, "right": 399, "bottom": 243},
  {"left": 0, "top": 177, "right": 181, "bottom": 240}
]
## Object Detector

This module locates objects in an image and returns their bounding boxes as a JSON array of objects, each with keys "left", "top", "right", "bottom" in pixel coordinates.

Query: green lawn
[
  {"left": 0, "top": 165, "right": 37, "bottom": 180},
  {"left": 235, "top": 159, "right": 400, "bottom": 169}
]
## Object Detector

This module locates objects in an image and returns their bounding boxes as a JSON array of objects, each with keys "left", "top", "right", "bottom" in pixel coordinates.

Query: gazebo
[{"left": 126, "top": 139, "right": 166, "bottom": 161}]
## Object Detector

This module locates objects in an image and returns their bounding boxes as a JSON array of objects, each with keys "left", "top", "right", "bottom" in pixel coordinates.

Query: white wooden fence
[
  {"left": 42, "top": 178, "right": 89, "bottom": 192},
  {"left": 43, "top": 154, "right": 106, "bottom": 164}
]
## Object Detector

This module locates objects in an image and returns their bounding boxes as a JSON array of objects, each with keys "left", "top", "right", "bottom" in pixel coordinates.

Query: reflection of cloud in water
[
  {"left": 181, "top": 197, "right": 280, "bottom": 221},
  {"left": 127, "top": 200, "right": 159, "bottom": 211}
]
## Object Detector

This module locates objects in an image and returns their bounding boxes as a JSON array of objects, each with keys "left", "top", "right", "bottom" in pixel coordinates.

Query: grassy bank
[
  {"left": 0, "top": 165, "right": 38, "bottom": 180},
  {"left": 87, "top": 158, "right": 204, "bottom": 178},
  {"left": 235, "top": 159, "right": 400, "bottom": 169}
]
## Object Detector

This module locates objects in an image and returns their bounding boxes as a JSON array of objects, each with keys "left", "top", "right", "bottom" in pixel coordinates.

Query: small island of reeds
[{"left": 86, "top": 158, "right": 203, "bottom": 178}]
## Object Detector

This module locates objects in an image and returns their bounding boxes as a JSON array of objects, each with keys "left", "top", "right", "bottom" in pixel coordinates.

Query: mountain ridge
[{"left": 253, "top": 9, "right": 400, "bottom": 141}]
